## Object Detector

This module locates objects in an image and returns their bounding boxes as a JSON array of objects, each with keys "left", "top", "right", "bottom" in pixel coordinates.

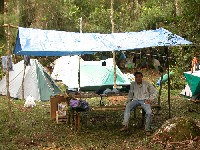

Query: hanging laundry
[
  {"left": 24, "top": 55, "right": 31, "bottom": 66},
  {"left": 2, "top": 56, "right": 6, "bottom": 72},
  {"left": 1, "top": 56, "right": 13, "bottom": 72}
]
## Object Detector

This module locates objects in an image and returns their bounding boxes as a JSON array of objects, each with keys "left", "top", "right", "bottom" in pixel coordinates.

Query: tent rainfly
[{"left": 0, "top": 59, "right": 61, "bottom": 101}]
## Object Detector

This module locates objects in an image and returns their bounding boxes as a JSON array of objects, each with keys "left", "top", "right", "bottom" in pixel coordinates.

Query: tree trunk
[
  {"left": 0, "top": 0, "right": 4, "bottom": 79},
  {"left": 111, "top": 0, "right": 114, "bottom": 33},
  {"left": 130, "top": 0, "right": 134, "bottom": 21},
  {"left": 134, "top": 0, "right": 139, "bottom": 18},
  {"left": 0, "top": 0, "right": 5, "bottom": 51},
  {"left": 111, "top": 0, "right": 117, "bottom": 89},
  {"left": 175, "top": 0, "right": 182, "bottom": 16},
  {"left": 4, "top": 0, "right": 12, "bottom": 126}
]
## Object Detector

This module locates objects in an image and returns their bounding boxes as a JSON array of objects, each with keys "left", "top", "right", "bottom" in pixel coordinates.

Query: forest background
[{"left": 0, "top": 0, "right": 199, "bottom": 89}]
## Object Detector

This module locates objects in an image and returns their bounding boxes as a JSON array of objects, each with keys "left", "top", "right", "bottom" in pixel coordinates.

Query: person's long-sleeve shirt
[{"left": 127, "top": 80, "right": 157, "bottom": 103}]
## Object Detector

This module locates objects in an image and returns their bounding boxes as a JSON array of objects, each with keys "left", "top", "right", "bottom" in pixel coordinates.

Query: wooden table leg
[
  {"left": 67, "top": 111, "right": 71, "bottom": 125},
  {"left": 74, "top": 111, "right": 77, "bottom": 130},
  {"left": 142, "top": 109, "right": 145, "bottom": 126},
  {"left": 134, "top": 109, "right": 136, "bottom": 118},
  {"left": 77, "top": 112, "right": 80, "bottom": 131}
]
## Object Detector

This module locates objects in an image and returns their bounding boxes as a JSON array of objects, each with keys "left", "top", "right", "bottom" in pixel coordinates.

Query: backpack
[{"left": 69, "top": 99, "right": 89, "bottom": 111}]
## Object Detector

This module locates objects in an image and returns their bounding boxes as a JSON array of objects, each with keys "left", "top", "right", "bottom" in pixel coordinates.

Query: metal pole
[{"left": 166, "top": 47, "right": 171, "bottom": 118}]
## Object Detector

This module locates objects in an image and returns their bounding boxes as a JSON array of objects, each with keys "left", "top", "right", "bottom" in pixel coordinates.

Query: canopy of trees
[{"left": 0, "top": 0, "right": 199, "bottom": 81}]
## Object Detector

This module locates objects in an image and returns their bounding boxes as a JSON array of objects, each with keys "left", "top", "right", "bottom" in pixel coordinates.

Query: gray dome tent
[{"left": 0, "top": 59, "right": 61, "bottom": 101}]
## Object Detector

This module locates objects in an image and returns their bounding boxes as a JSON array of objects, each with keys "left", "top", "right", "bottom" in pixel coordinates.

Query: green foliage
[
  {"left": 133, "top": 0, "right": 174, "bottom": 30},
  {"left": 86, "top": 5, "right": 111, "bottom": 33},
  {"left": 0, "top": 0, "right": 199, "bottom": 86}
]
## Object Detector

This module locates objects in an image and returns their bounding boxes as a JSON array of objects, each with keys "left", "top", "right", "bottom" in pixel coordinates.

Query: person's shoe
[
  {"left": 120, "top": 126, "right": 128, "bottom": 131},
  {"left": 145, "top": 131, "right": 151, "bottom": 136}
]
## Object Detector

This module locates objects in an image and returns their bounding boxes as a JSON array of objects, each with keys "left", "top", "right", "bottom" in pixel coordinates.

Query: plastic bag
[
  {"left": 24, "top": 95, "right": 36, "bottom": 108},
  {"left": 103, "top": 88, "right": 112, "bottom": 94}
]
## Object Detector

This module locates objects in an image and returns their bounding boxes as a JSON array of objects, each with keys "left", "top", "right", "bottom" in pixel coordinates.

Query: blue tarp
[
  {"left": 100, "top": 28, "right": 192, "bottom": 50},
  {"left": 14, "top": 27, "right": 192, "bottom": 56},
  {"left": 14, "top": 27, "right": 116, "bottom": 56}
]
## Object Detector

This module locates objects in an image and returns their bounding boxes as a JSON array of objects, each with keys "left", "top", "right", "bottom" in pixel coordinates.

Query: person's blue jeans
[{"left": 122, "top": 100, "right": 152, "bottom": 131}]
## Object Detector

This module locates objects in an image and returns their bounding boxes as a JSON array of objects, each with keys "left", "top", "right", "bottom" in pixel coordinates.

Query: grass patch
[{"left": 0, "top": 89, "right": 200, "bottom": 149}]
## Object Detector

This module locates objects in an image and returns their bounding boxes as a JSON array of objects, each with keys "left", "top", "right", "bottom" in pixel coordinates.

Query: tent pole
[
  {"left": 78, "top": 17, "right": 83, "bottom": 92},
  {"left": 78, "top": 56, "right": 81, "bottom": 92},
  {"left": 166, "top": 47, "right": 171, "bottom": 118},
  {"left": 158, "top": 73, "right": 163, "bottom": 105},
  {"left": 111, "top": 0, "right": 117, "bottom": 89},
  {"left": 3, "top": 25, "right": 24, "bottom": 100},
  {"left": 4, "top": 24, "right": 12, "bottom": 124},
  {"left": 22, "top": 63, "right": 26, "bottom": 100},
  {"left": 2, "top": 24, "right": 18, "bottom": 126}
]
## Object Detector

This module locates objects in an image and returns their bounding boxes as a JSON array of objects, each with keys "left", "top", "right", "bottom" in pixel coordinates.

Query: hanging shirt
[
  {"left": 127, "top": 80, "right": 157, "bottom": 103},
  {"left": 1, "top": 56, "right": 13, "bottom": 72},
  {"left": 24, "top": 55, "right": 31, "bottom": 66}
]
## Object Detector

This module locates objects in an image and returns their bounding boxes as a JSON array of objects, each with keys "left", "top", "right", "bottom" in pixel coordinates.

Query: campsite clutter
[
  {"left": 1, "top": 26, "right": 193, "bottom": 134},
  {"left": 50, "top": 93, "right": 89, "bottom": 128}
]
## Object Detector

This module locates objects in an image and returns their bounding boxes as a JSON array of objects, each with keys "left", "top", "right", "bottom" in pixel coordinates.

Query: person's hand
[{"left": 145, "top": 99, "right": 151, "bottom": 104}]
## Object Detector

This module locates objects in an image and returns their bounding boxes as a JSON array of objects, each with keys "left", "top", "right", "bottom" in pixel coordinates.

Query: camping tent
[
  {"left": 80, "top": 64, "right": 130, "bottom": 91},
  {"left": 0, "top": 59, "right": 61, "bottom": 101},
  {"left": 51, "top": 55, "right": 81, "bottom": 88},
  {"left": 51, "top": 56, "right": 130, "bottom": 90},
  {"left": 180, "top": 84, "right": 193, "bottom": 97},
  {"left": 180, "top": 70, "right": 200, "bottom": 99}
]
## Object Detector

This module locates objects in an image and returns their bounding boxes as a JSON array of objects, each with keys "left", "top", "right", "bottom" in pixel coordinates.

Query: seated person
[{"left": 120, "top": 72, "right": 157, "bottom": 135}]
